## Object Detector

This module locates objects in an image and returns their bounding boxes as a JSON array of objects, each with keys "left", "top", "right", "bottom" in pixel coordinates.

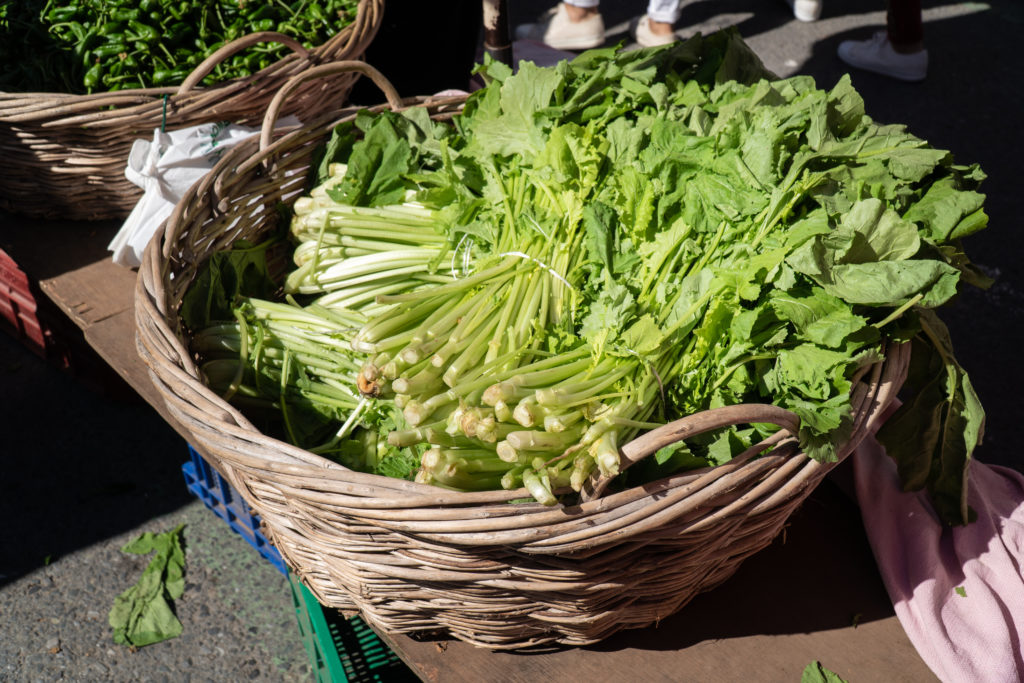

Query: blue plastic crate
[
  {"left": 287, "top": 573, "right": 418, "bottom": 683},
  {"left": 184, "top": 444, "right": 414, "bottom": 681},
  {"left": 182, "top": 444, "right": 288, "bottom": 575}
]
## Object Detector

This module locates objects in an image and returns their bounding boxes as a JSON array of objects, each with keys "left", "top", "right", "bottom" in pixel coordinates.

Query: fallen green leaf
[
  {"left": 802, "top": 660, "right": 849, "bottom": 683},
  {"left": 109, "top": 524, "right": 187, "bottom": 649}
]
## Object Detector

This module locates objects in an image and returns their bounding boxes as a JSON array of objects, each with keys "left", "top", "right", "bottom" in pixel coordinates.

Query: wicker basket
[
  {"left": 0, "top": 0, "right": 382, "bottom": 222},
  {"left": 135, "top": 62, "right": 911, "bottom": 650}
]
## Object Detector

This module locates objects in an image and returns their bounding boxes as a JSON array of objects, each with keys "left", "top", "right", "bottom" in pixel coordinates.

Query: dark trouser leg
[{"left": 887, "top": 0, "right": 924, "bottom": 53}]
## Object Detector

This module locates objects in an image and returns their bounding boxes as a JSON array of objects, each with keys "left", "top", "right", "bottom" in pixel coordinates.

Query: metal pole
[{"left": 482, "top": 0, "right": 513, "bottom": 67}]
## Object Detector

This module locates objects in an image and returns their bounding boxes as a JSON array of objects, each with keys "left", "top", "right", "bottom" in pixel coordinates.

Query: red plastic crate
[
  {"left": 0, "top": 247, "right": 142, "bottom": 401},
  {"left": 0, "top": 247, "right": 49, "bottom": 357}
]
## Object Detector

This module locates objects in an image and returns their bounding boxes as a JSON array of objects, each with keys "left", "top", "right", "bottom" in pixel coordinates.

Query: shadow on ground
[{"left": 0, "top": 326, "right": 192, "bottom": 586}]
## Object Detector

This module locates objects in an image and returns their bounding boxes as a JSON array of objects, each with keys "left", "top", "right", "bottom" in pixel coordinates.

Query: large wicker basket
[
  {"left": 135, "top": 62, "right": 911, "bottom": 650},
  {"left": 0, "top": 0, "right": 382, "bottom": 222}
]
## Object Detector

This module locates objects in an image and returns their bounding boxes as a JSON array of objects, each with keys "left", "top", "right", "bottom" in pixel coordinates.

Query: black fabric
[{"left": 350, "top": 0, "right": 484, "bottom": 103}]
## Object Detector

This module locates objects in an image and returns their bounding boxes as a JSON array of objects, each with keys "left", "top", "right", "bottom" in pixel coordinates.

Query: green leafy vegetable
[
  {"left": 109, "top": 524, "right": 186, "bottom": 649},
  {"left": 876, "top": 311, "right": 984, "bottom": 525},
  {"left": 189, "top": 29, "right": 989, "bottom": 524},
  {"left": 180, "top": 235, "right": 287, "bottom": 333}
]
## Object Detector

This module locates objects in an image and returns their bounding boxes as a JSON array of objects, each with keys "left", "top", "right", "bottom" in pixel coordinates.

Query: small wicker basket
[
  {"left": 135, "top": 62, "right": 910, "bottom": 650},
  {"left": 0, "top": 0, "right": 382, "bottom": 222}
]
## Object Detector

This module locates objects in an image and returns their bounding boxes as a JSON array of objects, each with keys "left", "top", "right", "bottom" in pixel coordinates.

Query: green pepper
[
  {"left": 254, "top": 18, "right": 275, "bottom": 32},
  {"left": 110, "top": 9, "right": 140, "bottom": 23},
  {"left": 244, "top": 52, "right": 263, "bottom": 72},
  {"left": 151, "top": 54, "right": 171, "bottom": 72},
  {"left": 93, "top": 42, "right": 129, "bottom": 59},
  {"left": 71, "top": 21, "right": 90, "bottom": 41},
  {"left": 168, "top": 21, "right": 194, "bottom": 42},
  {"left": 152, "top": 68, "right": 190, "bottom": 86},
  {"left": 98, "top": 30, "right": 126, "bottom": 44},
  {"left": 224, "top": 20, "right": 243, "bottom": 41},
  {"left": 83, "top": 62, "right": 103, "bottom": 90},
  {"left": 99, "top": 21, "right": 124, "bottom": 35},
  {"left": 46, "top": 7, "right": 79, "bottom": 24},
  {"left": 246, "top": 5, "right": 277, "bottom": 22},
  {"left": 128, "top": 20, "right": 159, "bottom": 43},
  {"left": 73, "top": 29, "right": 102, "bottom": 57}
]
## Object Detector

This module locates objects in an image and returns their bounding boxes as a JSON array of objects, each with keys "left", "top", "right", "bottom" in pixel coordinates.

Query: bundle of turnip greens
[{"left": 186, "top": 30, "right": 989, "bottom": 526}]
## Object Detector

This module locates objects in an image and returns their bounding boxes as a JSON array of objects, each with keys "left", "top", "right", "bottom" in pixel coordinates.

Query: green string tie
[{"left": 160, "top": 94, "right": 169, "bottom": 133}]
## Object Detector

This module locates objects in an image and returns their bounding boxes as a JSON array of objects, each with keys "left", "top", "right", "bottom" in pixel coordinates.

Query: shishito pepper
[
  {"left": 46, "top": 6, "right": 79, "bottom": 23},
  {"left": 152, "top": 68, "right": 190, "bottom": 86},
  {"left": 128, "top": 20, "right": 159, "bottom": 44},
  {"left": 92, "top": 41, "right": 128, "bottom": 59},
  {"left": 83, "top": 62, "right": 103, "bottom": 90}
]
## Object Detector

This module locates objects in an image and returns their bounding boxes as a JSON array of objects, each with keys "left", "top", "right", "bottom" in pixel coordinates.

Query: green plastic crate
[{"left": 288, "top": 573, "right": 419, "bottom": 682}]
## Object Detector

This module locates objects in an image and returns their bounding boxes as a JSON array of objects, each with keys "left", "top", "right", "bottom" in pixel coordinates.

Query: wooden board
[
  {"left": 35, "top": 256, "right": 226, "bottom": 469},
  {"left": 38, "top": 258, "right": 135, "bottom": 330},
  {"left": 379, "top": 474, "right": 936, "bottom": 682}
]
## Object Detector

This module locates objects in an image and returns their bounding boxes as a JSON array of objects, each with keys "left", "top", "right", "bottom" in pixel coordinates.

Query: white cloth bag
[{"left": 109, "top": 118, "right": 299, "bottom": 268}]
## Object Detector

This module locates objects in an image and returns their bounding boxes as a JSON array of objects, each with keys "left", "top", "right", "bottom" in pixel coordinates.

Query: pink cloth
[{"left": 854, "top": 436, "right": 1024, "bottom": 682}]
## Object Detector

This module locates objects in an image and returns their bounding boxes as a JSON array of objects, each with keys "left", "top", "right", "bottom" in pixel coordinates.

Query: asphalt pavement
[{"left": 1, "top": 0, "right": 1022, "bottom": 680}]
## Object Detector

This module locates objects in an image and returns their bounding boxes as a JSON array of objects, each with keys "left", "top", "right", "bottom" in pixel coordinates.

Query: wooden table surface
[{"left": 0, "top": 213, "right": 937, "bottom": 682}]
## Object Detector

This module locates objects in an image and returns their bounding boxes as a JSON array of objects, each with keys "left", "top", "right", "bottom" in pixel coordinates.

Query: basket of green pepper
[{"left": 0, "top": 0, "right": 384, "bottom": 221}]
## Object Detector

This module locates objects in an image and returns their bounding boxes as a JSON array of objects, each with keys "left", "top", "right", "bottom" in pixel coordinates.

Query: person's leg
[
  {"left": 563, "top": 0, "right": 601, "bottom": 22},
  {"left": 836, "top": 0, "right": 927, "bottom": 81},
  {"left": 887, "top": 0, "right": 924, "bottom": 52},
  {"left": 787, "top": 0, "right": 822, "bottom": 23},
  {"left": 645, "top": 0, "right": 681, "bottom": 37},
  {"left": 514, "top": 1, "right": 606, "bottom": 50}
]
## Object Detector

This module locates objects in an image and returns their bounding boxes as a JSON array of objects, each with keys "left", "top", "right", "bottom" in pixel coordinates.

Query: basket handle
[
  {"left": 176, "top": 31, "right": 311, "bottom": 94},
  {"left": 259, "top": 60, "right": 404, "bottom": 152},
  {"left": 581, "top": 403, "right": 801, "bottom": 501}
]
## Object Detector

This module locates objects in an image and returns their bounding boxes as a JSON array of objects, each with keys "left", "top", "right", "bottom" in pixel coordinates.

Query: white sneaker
[
  {"left": 631, "top": 15, "right": 677, "bottom": 48},
  {"left": 837, "top": 31, "right": 928, "bottom": 82},
  {"left": 786, "top": 0, "right": 822, "bottom": 22},
  {"left": 514, "top": 3, "right": 606, "bottom": 51}
]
